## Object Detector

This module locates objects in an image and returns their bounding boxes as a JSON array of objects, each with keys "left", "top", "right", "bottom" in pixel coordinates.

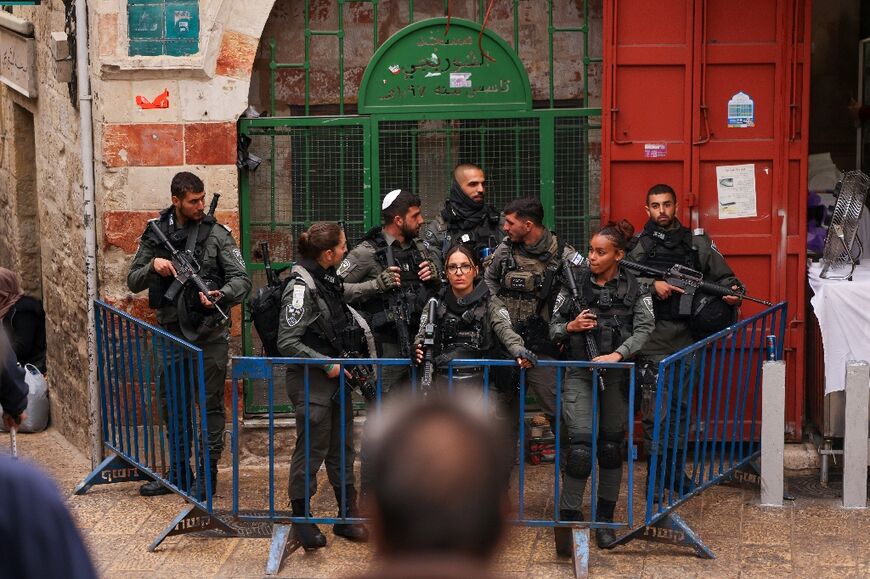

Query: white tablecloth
[{"left": 808, "top": 262, "right": 870, "bottom": 393}]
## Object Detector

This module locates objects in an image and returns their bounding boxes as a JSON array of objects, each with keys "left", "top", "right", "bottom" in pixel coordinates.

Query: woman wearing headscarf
[{"left": 0, "top": 268, "right": 46, "bottom": 374}]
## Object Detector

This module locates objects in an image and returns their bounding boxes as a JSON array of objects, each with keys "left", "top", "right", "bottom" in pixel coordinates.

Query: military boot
[
  {"left": 140, "top": 466, "right": 191, "bottom": 497},
  {"left": 594, "top": 499, "right": 617, "bottom": 549},
  {"left": 554, "top": 509, "right": 583, "bottom": 558},
  {"left": 332, "top": 486, "right": 369, "bottom": 542},
  {"left": 291, "top": 499, "right": 327, "bottom": 550}
]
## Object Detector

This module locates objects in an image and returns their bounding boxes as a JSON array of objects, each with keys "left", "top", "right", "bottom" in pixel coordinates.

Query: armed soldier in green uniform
[
  {"left": 422, "top": 164, "right": 503, "bottom": 264},
  {"left": 550, "top": 220, "right": 654, "bottom": 551},
  {"left": 483, "top": 197, "right": 578, "bottom": 426},
  {"left": 127, "top": 171, "right": 251, "bottom": 498},
  {"left": 338, "top": 189, "right": 441, "bottom": 395},
  {"left": 627, "top": 183, "right": 743, "bottom": 496},
  {"left": 277, "top": 222, "right": 371, "bottom": 551}
]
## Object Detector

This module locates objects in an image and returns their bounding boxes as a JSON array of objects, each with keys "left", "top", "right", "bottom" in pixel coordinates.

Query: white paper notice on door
[{"left": 716, "top": 164, "right": 757, "bottom": 219}]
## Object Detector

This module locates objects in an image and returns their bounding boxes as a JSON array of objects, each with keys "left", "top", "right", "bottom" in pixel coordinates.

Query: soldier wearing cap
[
  {"left": 127, "top": 171, "right": 251, "bottom": 498},
  {"left": 627, "top": 183, "right": 742, "bottom": 496},
  {"left": 339, "top": 189, "right": 441, "bottom": 395},
  {"left": 422, "top": 163, "right": 503, "bottom": 265}
]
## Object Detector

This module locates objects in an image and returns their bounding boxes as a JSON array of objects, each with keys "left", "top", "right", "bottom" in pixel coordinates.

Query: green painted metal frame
[{"left": 240, "top": 0, "right": 602, "bottom": 415}]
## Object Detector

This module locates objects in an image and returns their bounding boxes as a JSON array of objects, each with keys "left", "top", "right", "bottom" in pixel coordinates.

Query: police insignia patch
[
  {"left": 285, "top": 305, "right": 304, "bottom": 327},
  {"left": 232, "top": 248, "right": 245, "bottom": 267},
  {"left": 553, "top": 293, "right": 566, "bottom": 315},
  {"left": 642, "top": 296, "right": 654, "bottom": 316},
  {"left": 498, "top": 308, "right": 511, "bottom": 323},
  {"left": 337, "top": 260, "right": 354, "bottom": 277},
  {"left": 569, "top": 252, "right": 584, "bottom": 266}
]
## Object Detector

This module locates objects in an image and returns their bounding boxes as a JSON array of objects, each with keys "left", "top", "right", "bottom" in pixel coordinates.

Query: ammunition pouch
[
  {"left": 503, "top": 270, "right": 540, "bottom": 293},
  {"left": 148, "top": 271, "right": 174, "bottom": 308}
]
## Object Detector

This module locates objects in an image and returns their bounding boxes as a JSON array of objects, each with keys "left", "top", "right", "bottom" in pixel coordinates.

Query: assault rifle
[
  {"left": 208, "top": 192, "right": 221, "bottom": 217},
  {"left": 334, "top": 354, "right": 378, "bottom": 402},
  {"left": 619, "top": 260, "right": 773, "bottom": 315},
  {"left": 562, "top": 258, "right": 605, "bottom": 391},
  {"left": 260, "top": 241, "right": 280, "bottom": 287},
  {"left": 148, "top": 221, "right": 228, "bottom": 321},
  {"left": 385, "top": 289, "right": 413, "bottom": 358},
  {"left": 420, "top": 298, "right": 438, "bottom": 392}
]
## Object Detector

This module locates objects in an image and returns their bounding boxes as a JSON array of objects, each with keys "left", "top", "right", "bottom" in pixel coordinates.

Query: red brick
[
  {"left": 104, "top": 210, "right": 159, "bottom": 254},
  {"left": 215, "top": 31, "right": 259, "bottom": 80},
  {"left": 185, "top": 123, "right": 237, "bottom": 165},
  {"left": 105, "top": 210, "right": 239, "bottom": 254},
  {"left": 102, "top": 296, "right": 240, "bottom": 339},
  {"left": 103, "top": 295, "right": 158, "bottom": 325},
  {"left": 103, "top": 124, "right": 184, "bottom": 168}
]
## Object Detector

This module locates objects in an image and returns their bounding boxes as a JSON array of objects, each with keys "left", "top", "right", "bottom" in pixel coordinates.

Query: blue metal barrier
[
  {"left": 230, "top": 356, "right": 636, "bottom": 574},
  {"left": 610, "top": 302, "right": 788, "bottom": 557},
  {"left": 75, "top": 301, "right": 233, "bottom": 549}
]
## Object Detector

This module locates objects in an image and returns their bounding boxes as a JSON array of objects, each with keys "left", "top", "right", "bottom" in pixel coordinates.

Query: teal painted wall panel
[{"left": 128, "top": 0, "right": 199, "bottom": 56}]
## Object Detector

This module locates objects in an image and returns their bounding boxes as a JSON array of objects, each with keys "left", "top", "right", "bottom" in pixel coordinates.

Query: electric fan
[{"left": 820, "top": 170, "right": 870, "bottom": 279}]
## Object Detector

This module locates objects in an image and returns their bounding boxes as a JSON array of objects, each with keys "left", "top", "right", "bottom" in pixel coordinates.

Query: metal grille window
[{"left": 378, "top": 118, "right": 540, "bottom": 226}]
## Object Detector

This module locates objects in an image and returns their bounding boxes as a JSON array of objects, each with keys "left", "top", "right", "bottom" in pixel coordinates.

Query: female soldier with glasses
[{"left": 413, "top": 245, "right": 537, "bottom": 397}]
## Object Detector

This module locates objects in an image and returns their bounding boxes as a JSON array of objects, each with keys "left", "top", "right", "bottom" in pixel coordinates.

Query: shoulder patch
[
  {"left": 284, "top": 303, "right": 304, "bottom": 327},
  {"left": 425, "top": 228, "right": 436, "bottom": 240},
  {"left": 569, "top": 251, "right": 585, "bottom": 266},
  {"left": 642, "top": 296, "right": 654, "bottom": 317},
  {"left": 231, "top": 247, "right": 245, "bottom": 268},
  {"left": 291, "top": 284, "right": 306, "bottom": 309},
  {"left": 693, "top": 228, "right": 705, "bottom": 236},
  {"left": 497, "top": 308, "right": 511, "bottom": 323},
  {"left": 553, "top": 292, "right": 566, "bottom": 316},
  {"left": 337, "top": 259, "right": 355, "bottom": 277}
]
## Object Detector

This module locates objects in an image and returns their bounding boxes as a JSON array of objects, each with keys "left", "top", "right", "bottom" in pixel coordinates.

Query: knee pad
[
  {"left": 565, "top": 442, "right": 593, "bottom": 479},
  {"left": 597, "top": 435, "right": 623, "bottom": 470}
]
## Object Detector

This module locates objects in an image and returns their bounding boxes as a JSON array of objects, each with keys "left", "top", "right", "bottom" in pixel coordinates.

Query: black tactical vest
[
  {"left": 362, "top": 228, "right": 431, "bottom": 338},
  {"left": 145, "top": 207, "right": 220, "bottom": 309},
  {"left": 436, "top": 284, "right": 492, "bottom": 359},
  {"left": 633, "top": 220, "right": 698, "bottom": 321},
  {"left": 496, "top": 236, "right": 565, "bottom": 356},
  {"left": 441, "top": 211, "right": 501, "bottom": 262},
  {"left": 295, "top": 262, "right": 363, "bottom": 358},
  {"left": 567, "top": 268, "right": 638, "bottom": 358}
]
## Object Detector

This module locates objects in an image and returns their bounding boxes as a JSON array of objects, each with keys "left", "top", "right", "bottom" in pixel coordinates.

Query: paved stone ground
[{"left": 13, "top": 428, "right": 870, "bottom": 578}]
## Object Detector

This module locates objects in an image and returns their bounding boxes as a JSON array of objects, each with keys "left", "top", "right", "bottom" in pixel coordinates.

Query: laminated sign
[{"left": 727, "top": 91, "right": 755, "bottom": 128}]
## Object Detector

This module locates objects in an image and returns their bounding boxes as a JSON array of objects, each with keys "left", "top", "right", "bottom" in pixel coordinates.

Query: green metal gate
[{"left": 239, "top": 9, "right": 601, "bottom": 414}]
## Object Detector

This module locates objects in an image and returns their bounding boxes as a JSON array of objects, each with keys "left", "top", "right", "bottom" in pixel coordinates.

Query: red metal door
[{"left": 603, "top": 0, "right": 811, "bottom": 439}]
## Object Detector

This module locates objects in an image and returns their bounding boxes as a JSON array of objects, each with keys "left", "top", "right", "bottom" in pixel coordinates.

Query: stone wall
[
  {"left": 250, "top": 0, "right": 603, "bottom": 115},
  {"left": 0, "top": 3, "right": 91, "bottom": 452}
]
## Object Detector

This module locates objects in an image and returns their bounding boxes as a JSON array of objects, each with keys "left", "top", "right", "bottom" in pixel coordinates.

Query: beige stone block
[
  {"left": 98, "top": 13, "right": 118, "bottom": 57},
  {"left": 96, "top": 79, "right": 181, "bottom": 124},
  {"left": 93, "top": 0, "right": 120, "bottom": 15},
  {"left": 120, "top": 165, "right": 239, "bottom": 211},
  {"left": 179, "top": 76, "right": 250, "bottom": 122},
  {"left": 225, "top": 0, "right": 275, "bottom": 39}
]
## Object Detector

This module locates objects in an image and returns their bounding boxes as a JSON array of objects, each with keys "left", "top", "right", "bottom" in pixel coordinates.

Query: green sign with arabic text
[{"left": 358, "top": 18, "right": 532, "bottom": 114}]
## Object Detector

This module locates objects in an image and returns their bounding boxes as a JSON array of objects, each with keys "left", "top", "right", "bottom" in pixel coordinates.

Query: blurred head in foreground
[{"left": 363, "top": 393, "right": 512, "bottom": 569}]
